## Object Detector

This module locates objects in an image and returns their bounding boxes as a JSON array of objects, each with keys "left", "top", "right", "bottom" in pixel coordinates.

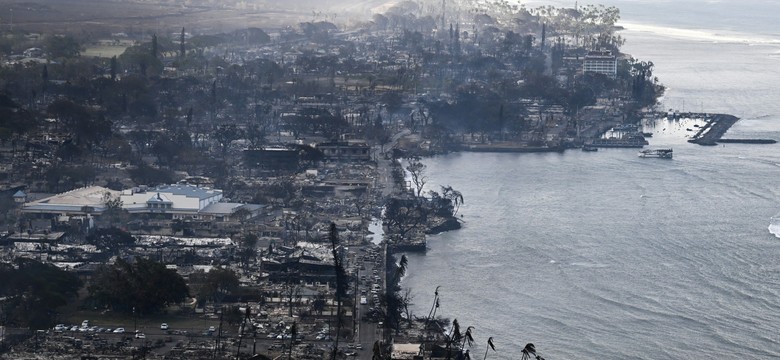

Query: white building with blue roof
[
  {"left": 23, "top": 184, "right": 262, "bottom": 222},
  {"left": 120, "top": 184, "right": 223, "bottom": 218}
]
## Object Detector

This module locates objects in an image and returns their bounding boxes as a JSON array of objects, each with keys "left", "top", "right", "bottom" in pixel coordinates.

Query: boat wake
[{"left": 768, "top": 213, "right": 780, "bottom": 238}]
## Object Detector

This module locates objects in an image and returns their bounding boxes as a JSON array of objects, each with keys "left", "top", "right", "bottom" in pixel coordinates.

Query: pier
[
  {"left": 685, "top": 113, "right": 777, "bottom": 145},
  {"left": 686, "top": 113, "right": 739, "bottom": 145}
]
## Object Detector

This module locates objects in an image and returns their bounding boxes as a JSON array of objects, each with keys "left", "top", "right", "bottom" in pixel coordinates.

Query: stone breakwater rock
[{"left": 426, "top": 217, "right": 462, "bottom": 235}]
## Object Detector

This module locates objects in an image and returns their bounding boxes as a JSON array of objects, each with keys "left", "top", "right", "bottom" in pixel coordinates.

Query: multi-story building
[{"left": 583, "top": 50, "right": 617, "bottom": 78}]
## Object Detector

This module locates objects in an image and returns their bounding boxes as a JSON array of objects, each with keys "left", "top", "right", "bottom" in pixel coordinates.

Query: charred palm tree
[
  {"left": 372, "top": 340, "right": 383, "bottom": 360},
  {"left": 287, "top": 322, "right": 297, "bottom": 360},
  {"left": 483, "top": 337, "right": 496, "bottom": 360},
  {"left": 459, "top": 326, "right": 475, "bottom": 354},
  {"left": 521, "top": 343, "right": 545, "bottom": 360},
  {"left": 394, "top": 254, "right": 408, "bottom": 283},
  {"left": 387, "top": 254, "right": 409, "bottom": 333},
  {"left": 427, "top": 286, "right": 441, "bottom": 318},
  {"left": 328, "top": 223, "right": 347, "bottom": 360},
  {"left": 443, "top": 318, "right": 462, "bottom": 360},
  {"left": 421, "top": 286, "right": 441, "bottom": 359}
]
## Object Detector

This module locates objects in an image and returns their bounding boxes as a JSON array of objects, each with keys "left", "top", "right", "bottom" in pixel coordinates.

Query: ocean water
[{"left": 401, "top": 1, "right": 780, "bottom": 358}]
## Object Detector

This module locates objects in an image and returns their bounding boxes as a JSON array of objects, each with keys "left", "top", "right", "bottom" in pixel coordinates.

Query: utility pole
[
  {"left": 441, "top": 0, "right": 445, "bottom": 30},
  {"left": 213, "top": 307, "right": 224, "bottom": 359}
]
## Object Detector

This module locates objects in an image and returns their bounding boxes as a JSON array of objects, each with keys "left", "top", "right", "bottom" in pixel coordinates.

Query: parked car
[
  {"left": 135, "top": 333, "right": 146, "bottom": 339},
  {"left": 113, "top": 328, "right": 125, "bottom": 334},
  {"left": 160, "top": 323, "right": 169, "bottom": 330}
]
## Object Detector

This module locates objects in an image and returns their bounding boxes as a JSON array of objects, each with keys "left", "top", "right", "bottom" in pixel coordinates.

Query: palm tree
[
  {"left": 426, "top": 286, "right": 441, "bottom": 321},
  {"left": 372, "top": 340, "right": 383, "bottom": 360},
  {"left": 422, "top": 286, "right": 441, "bottom": 358},
  {"left": 395, "top": 254, "right": 408, "bottom": 281},
  {"left": 287, "top": 322, "right": 297, "bottom": 360},
  {"left": 328, "top": 223, "right": 347, "bottom": 360},
  {"left": 459, "top": 326, "right": 475, "bottom": 354},
  {"left": 521, "top": 343, "right": 544, "bottom": 360},
  {"left": 483, "top": 337, "right": 496, "bottom": 360},
  {"left": 443, "top": 318, "right": 461, "bottom": 360},
  {"left": 388, "top": 254, "right": 409, "bottom": 333}
]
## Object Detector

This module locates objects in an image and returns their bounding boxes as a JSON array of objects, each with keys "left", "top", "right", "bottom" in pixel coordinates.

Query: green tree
[
  {"left": 406, "top": 157, "right": 427, "bottom": 197},
  {"left": 383, "top": 197, "right": 425, "bottom": 238},
  {"left": 86, "top": 227, "right": 135, "bottom": 253},
  {"left": 44, "top": 35, "right": 81, "bottom": 59},
  {"left": 0, "top": 258, "right": 82, "bottom": 328},
  {"left": 441, "top": 185, "right": 464, "bottom": 216},
  {"left": 88, "top": 258, "right": 188, "bottom": 314},
  {"left": 180, "top": 28, "right": 186, "bottom": 58},
  {"left": 110, "top": 55, "right": 117, "bottom": 80},
  {"left": 151, "top": 33, "right": 158, "bottom": 59},
  {"left": 190, "top": 267, "right": 239, "bottom": 305},
  {"left": 214, "top": 124, "right": 242, "bottom": 157},
  {"left": 0, "top": 92, "right": 36, "bottom": 135},
  {"left": 119, "top": 45, "right": 163, "bottom": 77},
  {"left": 128, "top": 163, "right": 176, "bottom": 186}
]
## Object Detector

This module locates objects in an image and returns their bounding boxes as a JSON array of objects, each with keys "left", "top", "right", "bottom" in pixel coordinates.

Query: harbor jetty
[
  {"left": 685, "top": 113, "right": 776, "bottom": 145},
  {"left": 687, "top": 113, "right": 738, "bottom": 145},
  {"left": 717, "top": 138, "right": 777, "bottom": 144}
]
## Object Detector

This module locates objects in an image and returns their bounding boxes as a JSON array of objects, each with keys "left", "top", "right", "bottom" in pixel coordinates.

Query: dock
[
  {"left": 687, "top": 113, "right": 739, "bottom": 145},
  {"left": 685, "top": 113, "right": 776, "bottom": 145}
]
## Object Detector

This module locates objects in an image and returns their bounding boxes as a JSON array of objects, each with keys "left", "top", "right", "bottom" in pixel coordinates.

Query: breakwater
[
  {"left": 717, "top": 138, "right": 777, "bottom": 144},
  {"left": 687, "top": 113, "right": 739, "bottom": 145},
  {"left": 685, "top": 113, "right": 777, "bottom": 145}
]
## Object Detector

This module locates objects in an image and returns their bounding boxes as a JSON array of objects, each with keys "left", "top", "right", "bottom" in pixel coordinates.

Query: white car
[
  {"left": 135, "top": 333, "right": 146, "bottom": 339},
  {"left": 113, "top": 328, "right": 125, "bottom": 334},
  {"left": 160, "top": 323, "right": 169, "bottom": 330}
]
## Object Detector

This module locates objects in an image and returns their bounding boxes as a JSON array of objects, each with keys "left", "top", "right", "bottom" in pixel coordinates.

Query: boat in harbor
[
  {"left": 582, "top": 145, "right": 598, "bottom": 152},
  {"left": 638, "top": 148, "right": 673, "bottom": 159}
]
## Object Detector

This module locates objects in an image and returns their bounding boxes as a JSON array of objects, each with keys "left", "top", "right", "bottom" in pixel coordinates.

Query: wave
[
  {"left": 619, "top": 21, "right": 780, "bottom": 45},
  {"left": 768, "top": 214, "right": 780, "bottom": 238},
  {"left": 769, "top": 223, "right": 780, "bottom": 238}
]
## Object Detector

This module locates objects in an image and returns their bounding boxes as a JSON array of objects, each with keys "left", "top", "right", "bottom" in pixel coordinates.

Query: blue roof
[
  {"left": 154, "top": 184, "right": 221, "bottom": 200},
  {"left": 13, "top": 190, "right": 26, "bottom": 197},
  {"left": 147, "top": 193, "right": 172, "bottom": 203}
]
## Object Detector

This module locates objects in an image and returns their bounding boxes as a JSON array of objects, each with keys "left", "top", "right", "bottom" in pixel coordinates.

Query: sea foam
[{"left": 620, "top": 21, "right": 780, "bottom": 45}]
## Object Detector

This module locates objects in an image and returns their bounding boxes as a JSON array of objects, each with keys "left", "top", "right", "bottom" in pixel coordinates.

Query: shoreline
[{"left": 392, "top": 112, "right": 777, "bottom": 157}]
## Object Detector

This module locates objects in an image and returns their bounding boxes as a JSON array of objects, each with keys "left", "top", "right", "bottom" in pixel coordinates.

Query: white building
[
  {"left": 120, "top": 184, "right": 223, "bottom": 218},
  {"left": 22, "top": 186, "right": 120, "bottom": 218},
  {"left": 23, "top": 184, "right": 261, "bottom": 222},
  {"left": 583, "top": 50, "right": 617, "bottom": 78}
]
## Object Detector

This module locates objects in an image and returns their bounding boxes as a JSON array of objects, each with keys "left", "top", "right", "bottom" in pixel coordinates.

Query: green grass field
[{"left": 82, "top": 45, "right": 128, "bottom": 58}]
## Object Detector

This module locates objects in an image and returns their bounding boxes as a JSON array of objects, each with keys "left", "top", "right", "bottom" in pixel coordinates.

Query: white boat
[{"left": 638, "top": 148, "right": 673, "bottom": 159}]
